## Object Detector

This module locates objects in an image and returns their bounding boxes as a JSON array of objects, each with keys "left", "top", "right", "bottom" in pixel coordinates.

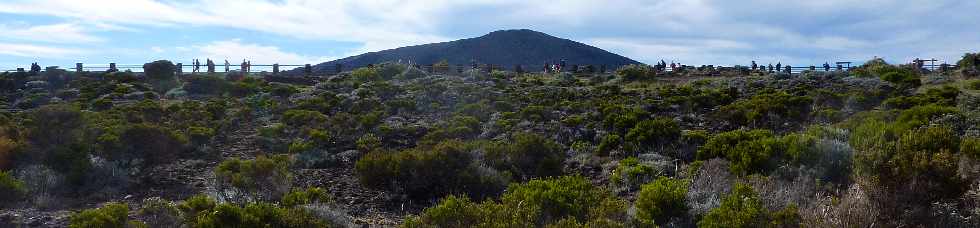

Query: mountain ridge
[{"left": 302, "top": 29, "right": 642, "bottom": 74}]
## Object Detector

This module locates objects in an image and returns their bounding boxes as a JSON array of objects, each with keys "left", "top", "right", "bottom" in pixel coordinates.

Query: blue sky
[{"left": 1, "top": 0, "right": 978, "bottom": 71}]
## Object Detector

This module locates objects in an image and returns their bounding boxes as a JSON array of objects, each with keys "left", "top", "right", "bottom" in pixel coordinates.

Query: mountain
[{"left": 301, "top": 29, "right": 641, "bottom": 74}]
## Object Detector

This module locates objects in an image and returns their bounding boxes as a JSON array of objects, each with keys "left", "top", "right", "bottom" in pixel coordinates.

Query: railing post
[
  {"left": 76, "top": 63, "right": 83, "bottom": 73},
  {"left": 273, "top": 64, "right": 280, "bottom": 75},
  {"left": 176, "top": 63, "right": 183, "bottom": 76}
]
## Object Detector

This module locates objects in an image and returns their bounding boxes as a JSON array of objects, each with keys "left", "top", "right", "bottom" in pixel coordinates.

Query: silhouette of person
[
  {"left": 775, "top": 62, "right": 781, "bottom": 72},
  {"left": 224, "top": 60, "right": 230, "bottom": 72},
  {"left": 751, "top": 61, "right": 757, "bottom": 70},
  {"left": 768, "top": 64, "right": 774, "bottom": 73},
  {"left": 206, "top": 59, "right": 215, "bottom": 73},
  {"left": 823, "top": 62, "right": 831, "bottom": 71}
]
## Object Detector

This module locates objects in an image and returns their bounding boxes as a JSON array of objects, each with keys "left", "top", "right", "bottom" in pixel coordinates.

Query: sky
[{"left": 0, "top": 0, "right": 978, "bottom": 71}]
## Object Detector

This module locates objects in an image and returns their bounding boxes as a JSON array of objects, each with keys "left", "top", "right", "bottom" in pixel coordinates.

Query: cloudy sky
[{"left": 0, "top": 0, "right": 978, "bottom": 70}]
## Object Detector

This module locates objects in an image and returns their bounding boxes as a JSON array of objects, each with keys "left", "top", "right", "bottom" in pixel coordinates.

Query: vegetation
[
  {"left": 69, "top": 203, "right": 141, "bottom": 228},
  {"left": 3, "top": 56, "right": 980, "bottom": 227},
  {"left": 635, "top": 177, "right": 688, "bottom": 225}
]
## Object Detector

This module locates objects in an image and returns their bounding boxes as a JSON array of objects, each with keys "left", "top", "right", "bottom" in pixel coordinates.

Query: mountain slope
[{"left": 304, "top": 29, "right": 641, "bottom": 74}]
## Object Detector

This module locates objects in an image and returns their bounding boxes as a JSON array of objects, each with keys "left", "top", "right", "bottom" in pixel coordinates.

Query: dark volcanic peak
[{"left": 308, "top": 29, "right": 641, "bottom": 73}]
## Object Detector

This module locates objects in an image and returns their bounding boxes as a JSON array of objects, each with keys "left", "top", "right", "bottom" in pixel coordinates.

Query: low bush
[
  {"left": 352, "top": 67, "right": 381, "bottom": 83},
  {"left": 403, "top": 176, "right": 628, "bottom": 227},
  {"left": 967, "top": 80, "right": 980, "bottom": 90},
  {"left": 617, "top": 64, "right": 655, "bottom": 81},
  {"left": 610, "top": 157, "right": 658, "bottom": 190},
  {"left": 178, "top": 196, "right": 331, "bottom": 227},
  {"left": 282, "top": 109, "right": 328, "bottom": 127},
  {"left": 138, "top": 198, "right": 180, "bottom": 228},
  {"left": 109, "top": 123, "right": 188, "bottom": 168},
  {"left": 625, "top": 117, "right": 681, "bottom": 149},
  {"left": 697, "top": 129, "right": 777, "bottom": 175},
  {"left": 698, "top": 183, "right": 794, "bottom": 228},
  {"left": 491, "top": 132, "right": 564, "bottom": 180},
  {"left": 718, "top": 91, "right": 812, "bottom": 129},
  {"left": 281, "top": 187, "right": 333, "bottom": 207},
  {"left": 635, "top": 177, "right": 688, "bottom": 225},
  {"left": 214, "top": 155, "right": 292, "bottom": 201},
  {"left": 356, "top": 140, "right": 508, "bottom": 199},
  {"left": 69, "top": 202, "right": 141, "bottom": 228},
  {"left": 0, "top": 171, "right": 26, "bottom": 205},
  {"left": 182, "top": 75, "right": 230, "bottom": 95},
  {"left": 596, "top": 134, "right": 621, "bottom": 157}
]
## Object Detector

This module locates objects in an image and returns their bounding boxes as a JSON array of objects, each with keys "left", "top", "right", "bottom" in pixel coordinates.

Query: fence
[
  {"left": 1, "top": 62, "right": 318, "bottom": 75},
  {"left": 1, "top": 60, "right": 963, "bottom": 76}
]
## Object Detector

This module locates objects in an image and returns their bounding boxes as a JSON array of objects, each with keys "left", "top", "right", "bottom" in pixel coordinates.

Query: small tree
[
  {"left": 636, "top": 177, "right": 688, "bottom": 225},
  {"left": 143, "top": 60, "right": 178, "bottom": 93}
]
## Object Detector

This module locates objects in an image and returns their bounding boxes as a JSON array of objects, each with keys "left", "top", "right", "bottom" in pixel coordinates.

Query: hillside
[{"left": 304, "top": 29, "right": 641, "bottom": 74}]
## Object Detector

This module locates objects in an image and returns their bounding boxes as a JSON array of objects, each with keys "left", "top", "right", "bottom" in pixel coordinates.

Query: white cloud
[
  {"left": 0, "top": 0, "right": 977, "bottom": 66},
  {"left": 193, "top": 39, "right": 335, "bottom": 64},
  {"left": 0, "top": 42, "right": 84, "bottom": 58},
  {"left": 0, "top": 23, "right": 104, "bottom": 43}
]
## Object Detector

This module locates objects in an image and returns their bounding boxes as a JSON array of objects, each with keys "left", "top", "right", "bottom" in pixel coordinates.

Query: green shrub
[
  {"left": 405, "top": 176, "right": 627, "bottom": 227},
  {"left": 610, "top": 157, "right": 658, "bottom": 189},
  {"left": 697, "top": 183, "right": 767, "bottom": 228},
  {"left": 402, "top": 195, "right": 484, "bottom": 228},
  {"left": 596, "top": 134, "right": 621, "bottom": 157},
  {"left": 0, "top": 171, "right": 26, "bottom": 204},
  {"left": 287, "top": 140, "right": 312, "bottom": 154},
  {"left": 282, "top": 109, "right": 328, "bottom": 127},
  {"left": 625, "top": 117, "right": 680, "bottom": 148},
  {"left": 113, "top": 124, "right": 188, "bottom": 167},
  {"left": 69, "top": 203, "right": 138, "bottom": 228},
  {"left": 854, "top": 126, "right": 966, "bottom": 202},
  {"left": 281, "top": 187, "right": 332, "bottom": 207},
  {"left": 182, "top": 75, "right": 229, "bottom": 95},
  {"left": 616, "top": 64, "right": 654, "bottom": 81},
  {"left": 718, "top": 92, "right": 812, "bottom": 129},
  {"left": 356, "top": 140, "right": 508, "bottom": 199},
  {"left": 967, "top": 80, "right": 980, "bottom": 90},
  {"left": 214, "top": 155, "right": 292, "bottom": 201},
  {"left": 138, "top": 198, "right": 180, "bottom": 228},
  {"left": 355, "top": 133, "right": 381, "bottom": 152},
  {"left": 635, "top": 177, "right": 688, "bottom": 225},
  {"left": 144, "top": 60, "right": 179, "bottom": 93},
  {"left": 882, "top": 86, "right": 959, "bottom": 109},
  {"left": 266, "top": 83, "right": 299, "bottom": 98},
  {"left": 0, "top": 133, "right": 19, "bottom": 172},
  {"left": 519, "top": 105, "right": 550, "bottom": 122},
  {"left": 352, "top": 67, "right": 381, "bottom": 83},
  {"left": 957, "top": 53, "right": 979, "bottom": 69},
  {"left": 183, "top": 200, "right": 330, "bottom": 228},
  {"left": 504, "top": 133, "right": 564, "bottom": 179},
  {"left": 697, "top": 129, "right": 778, "bottom": 175},
  {"left": 962, "top": 137, "right": 980, "bottom": 158},
  {"left": 177, "top": 195, "right": 216, "bottom": 223},
  {"left": 881, "top": 71, "right": 920, "bottom": 88},
  {"left": 188, "top": 126, "right": 215, "bottom": 146},
  {"left": 229, "top": 77, "right": 264, "bottom": 97},
  {"left": 896, "top": 104, "right": 959, "bottom": 130}
]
